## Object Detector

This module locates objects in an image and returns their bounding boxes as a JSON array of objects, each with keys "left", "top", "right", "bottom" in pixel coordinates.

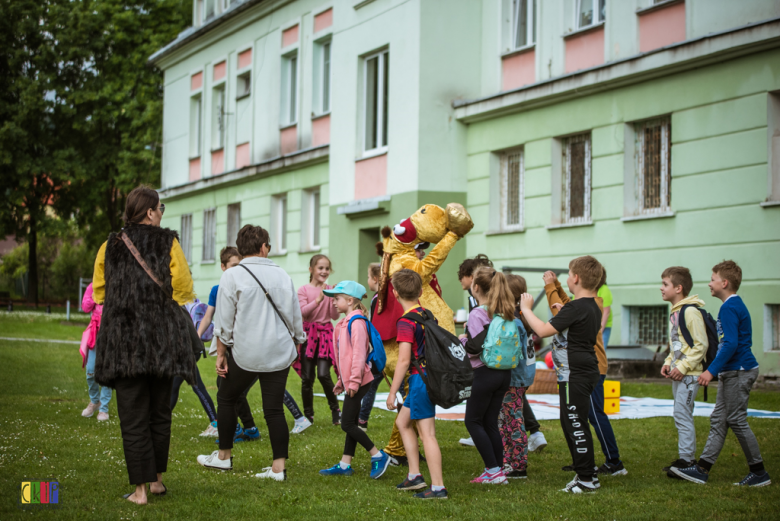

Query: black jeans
[
  {"left": 300, "top": 355, "right": 339, "bottom": 420},
  {"left": 559, "top": 378, "right": 598, "bottom": 480},
  {"left": 342, "top": 383, "right": 376, "bottom": 457},
  {"left": 170, "top": 364, "right": 217, "bottom": 422},
  {"left": 114, "top": 375, "right": 174, "bottom": 485},
  {"left": 217, "top": 352, "right": 290, "bottom": 460},
  {"left": 464, "top": 366, "right": 511, "bottom": 470},
  {"left": 522, "top": 391, "right": 540, "bottom": 435},
  {"left": 359, "top": 371, "right": 384, "bottom": 422}
]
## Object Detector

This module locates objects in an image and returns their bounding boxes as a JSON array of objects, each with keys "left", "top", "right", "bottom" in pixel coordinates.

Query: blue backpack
[
  {"left": 348, "top": 315, "right": 387, "bottom": 376},
  {"left": 479, "top": 307, "right": 522, "bottom": 370}
]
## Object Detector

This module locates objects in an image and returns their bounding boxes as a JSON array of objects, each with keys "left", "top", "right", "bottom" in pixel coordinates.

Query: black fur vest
[{"left": 94, "top": 224, "right": 197, "bottom": 388}]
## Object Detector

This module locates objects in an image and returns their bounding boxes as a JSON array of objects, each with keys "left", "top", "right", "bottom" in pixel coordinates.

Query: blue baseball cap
[{"left": 323, "top": 280, "right": 367, "bottom": 300}]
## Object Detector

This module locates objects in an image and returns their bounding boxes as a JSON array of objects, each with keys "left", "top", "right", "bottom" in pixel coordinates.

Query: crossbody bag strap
[
  {"left": 239, "top": 264, "right": 295, "bottom": 342},
  {"left": 120, "top": 232, "right": 173, "bottom": 300}
]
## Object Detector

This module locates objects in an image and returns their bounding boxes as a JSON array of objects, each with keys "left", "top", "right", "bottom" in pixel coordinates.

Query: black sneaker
[
  {"left": 597, "top": 461, "right": 628, "bottom": 476},
  {"left": 358, "top": 420, "right": 368, "bottom": 432},
  {"left": 734, "top": 471, "right": 771, "bottom": 487},
  {"left": 396, "top": 475, "right": 427, "bottom": 490},
  {"left": 392, "top": 455, "right": 408, "bottom": 467},
  {"left": 663, "top": 459, "right": 694, "bottom": 473},
  {"left": 413, "top": 487, "right": 448, "bottom": 499},
  {"left": 332, "top": 409, "right": 341, "bottom": 425},
  {"left": 503, "top": 466, "right": 528, "bottom": 479}
]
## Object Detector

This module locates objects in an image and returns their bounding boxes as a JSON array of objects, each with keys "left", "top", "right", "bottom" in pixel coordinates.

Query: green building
[{"left": 151, "top": 0, "right": 780, "bottom": 375}]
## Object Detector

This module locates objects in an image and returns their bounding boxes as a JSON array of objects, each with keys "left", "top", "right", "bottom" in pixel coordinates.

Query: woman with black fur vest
[{"left": 91, "top": 186, "right": 197, "bottom": 505}]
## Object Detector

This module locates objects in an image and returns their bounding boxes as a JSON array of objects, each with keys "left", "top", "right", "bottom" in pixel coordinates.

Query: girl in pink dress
[
  {"left": 295, "top": 255, "right": 341, "bottom": 425},
  {"left": 80, "top": 283, "right": 112, "bottom": 421}
]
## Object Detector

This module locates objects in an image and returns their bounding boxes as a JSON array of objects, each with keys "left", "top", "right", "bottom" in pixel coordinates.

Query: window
[
  {"left": 576, "top": 0, "right": 605, "bottom": 29},
  {"left": 180, "top": 214, "right": 193, "bottom": 264},
  {"left": 237, "top": 71, "right": 251, "bottom": 99},
  {"left": 767, "top": 92, "right": 780, "bottom": 204},
  {"left": 363, "top": 50, "right": 389, "bottom": 154},
  {"left": 202, "top": 208, "right": 216, "bottom": 262},
  {"left": 626, "top": 305, "right": 668, "bottom": 346},
  {"left": 766, "top": 305, "right": 780, "bottom": 352},
  {"left": 272, "top": 194, "right": 288, "bottom": 254},
  {"left": 212, "top": 85, "right": 226, "bottom": 150},
  {"left": 189, "top": 95, "right": 202, "bottom": 158},
  {"left": 282, "top": 54, "right": 298, "bottom": 125},
  {"left": 563, "top": 133, "right": 591, "bottom": 224},
  {"left": 302, "top": 189, "right": 321, "bottom": 251},
  {"left": 512, "top": 0, "right": 536, "bottom": 49},
  {"left": 500, "top": 149, "right": 524, "bottom": 231},
  {"left": 636, "top": 117, "right": 671, "bottom": 214},
  {"left": 322, "top": 42, "right": 331, "bottom": 113},
  {"left": 227, "top": 203, "right": 241, "bottom": 247}
]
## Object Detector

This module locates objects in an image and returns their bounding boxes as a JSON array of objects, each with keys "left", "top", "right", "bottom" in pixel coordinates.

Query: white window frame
[
  {"left": 321, "top": 41, "right": 331, "bottom": 114},
  {"left": 563, "top": 133, "right": 592, "bottom": 224},
  {"left": 303, "top": 188, "right": 321, "bottom": 251},
  {"left": 227, "top": 203, "right": 241, "bottom": 247},
  {"left": 281, "top": 53, "right": 298, "bottom": 126},
  {"left": 272, "top": 194, "right": 288, "bottom": 254},
  {"left": 180, "top": 214, "right": 193, "bottom": 264},
  {"left": 236, "top": 70, "right": 251, "bottom": 100},
  {"left": 189, "top": 94, "right": 202, "bottom": 159},
  {"left": 500, "top": 148, "right": 525, "bottom": 232},
  {"left": 635, "top": 117, "right": 671, "bottom": 215},
  {"left": 765, "top": 304, "right": 780, "bottom": 352},
  {"left": 362, "top": 49, "right": 389, "bottom": 156},
  {"left": 202, "top": 208, "right": 217, "bottom": 263},
  {"left": 212, "top": 84, "right": 226, "bottom": 150},
  {"left": 575, "top": 0, "right": 605, "bottom": 29},
  {"left": 512, "top": 0, "right": 536, "bottom": 50}
]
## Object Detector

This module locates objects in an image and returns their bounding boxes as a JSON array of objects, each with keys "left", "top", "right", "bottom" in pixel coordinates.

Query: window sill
[
  {"left": 760, "top": 200, "right": 780, "bottom": 208},
  {"left": 621, "top": 211, "right": 675, "bottom": 222},
  {"left": 236, "top": 92, "right": 251, "bottom": 101},
  {"left": 280, "top": 122, "right": 298, "bottom": 131},
  {"left": 211, "top": 147, "right": 225, "bottom": 153},
  {"left": 311, "top": 111, "right": 331, "bottom": 121},
  {"left": 189, "top": 156, "right": 201, "bottom": 161},
  {"left": 201, "top": 260, "right": 216, "bottom": 265},
  {"left": 546, "top": 220, "right": 594, "bottom": 230},
  {"left": 636, "top": 0, "right": 684, "bottom": 16},
  {"left": 300, "top": 247, "right": 321, "bottom": 254},
  {"left": 485, "top": 228, "right": 525, "bottom": 236},
  {"left": 269, "top": 250, "right": 288, "bottom": 258},
  {"left": 501, "top": 44, "right": 535, "bottom": 59},
  {"left": 353, "top": 0, "right": 377, "bottom": 9},
  {"left": 357, "top": 148, "right": 388, "bottom": 162},
  {"left": 563, "top": 21, "right": 605, "bottom": 40}
]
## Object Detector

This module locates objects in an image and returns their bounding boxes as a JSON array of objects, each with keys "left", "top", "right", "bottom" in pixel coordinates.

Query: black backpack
[
  {"left": 678, "top": 304, "right": 720, "bottom": 400},
  {"left": 403, "top": 309, "right": 474, "bottom": 409}
]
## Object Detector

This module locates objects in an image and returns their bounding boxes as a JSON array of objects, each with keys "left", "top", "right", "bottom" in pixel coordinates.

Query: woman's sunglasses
[{"left": 155, "top": 203, "right": 165, "bottom": 215}]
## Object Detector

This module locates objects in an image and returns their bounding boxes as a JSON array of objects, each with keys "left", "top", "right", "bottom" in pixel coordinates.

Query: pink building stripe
[
  {"left": 189, "top": 158, "right": 201, "bottom": 181},
  {"left": 280, "top": 126, "right": 298, "bottom": 155},
  {"left": 502, "top": 50, "right": 535, "bottom": 91},
  {"left": 354, "top": 154, "right": 387, "bottom": 200},
  {"left": 213, "top": 61, "right": 226, "bottom": 81},
  {"left": 235, "top": 143, "right": 251, "bottom": 169},
  {"left": 282, "top": 24, "right": 299, "bottom": 47},
  {"left": 211, "top": 148, "right": 225, "bottom": 175},
  {"left": 190, "top": 72, "right": 203, "bottom": 91},
  {"left": 565, "top": 27, "right": 605, "bottom": 73},
  {"left": 639, "top": 2, "right": 686, "bottom": 53},
  {"left": 238, "top": 49, "right": 252, "bottom": 69},
  {"left": 314, "top": 9, "right": 333, "bottom": 33},
  {"left": 311, "top": 115, "right": 330, "bottom": 147}
]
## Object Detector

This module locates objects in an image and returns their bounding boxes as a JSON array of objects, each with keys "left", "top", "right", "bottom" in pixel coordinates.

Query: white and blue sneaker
[
  {"left": 734, "top": 472, "right": 771, "bottom": 487},
  {"left": 320, "top": 463, "right": 353, "bottom": 476},
  {"left": 215, "top": 423, "right": 244, "bottom": 444},
  {"left": 370, "top": 451, "right": 391, "bottom": 480},
  {"left": 236, "top": 426, "right": 260, "bottom": 442},
  {"left": 671, "top": 464, "right": 709, "bottom": 484}
]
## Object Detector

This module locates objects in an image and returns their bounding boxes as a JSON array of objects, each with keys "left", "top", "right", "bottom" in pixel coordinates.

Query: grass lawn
[{"left": 1, "top": 312, "right": 778, "bottom": 520}]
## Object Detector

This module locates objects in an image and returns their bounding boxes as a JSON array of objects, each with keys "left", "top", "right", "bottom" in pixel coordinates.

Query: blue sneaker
[
  {"left": 319, "top": 463, "right": 353, "bottom": 476},
  {"left": 236, "top": 426, "right": 260, "bottom": 442},
  {"left": 370, "top": 451, "right": 390, "bottom": 480},
  {"left": 734, "top": 471, "right": 771, "bottom": 487},
  {"left": 670, "top": 464, "right": 709, "bottom": 484},
  {"left": 396, "top": 475, "right": 427, "bottom": 490},
  {"left": 215, "top": 424, "right": 244, "bottom": 444},
  {"left": 413, "top": 487, "right": 448, "bottom": 499}
]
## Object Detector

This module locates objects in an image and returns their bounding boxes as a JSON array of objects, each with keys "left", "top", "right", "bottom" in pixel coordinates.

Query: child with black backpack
[
  {"left": 318, "top": 280, "right": 391, "bottom": 479},
  {"left": 659, "top": 266, "right": 710, "bottom": 477},
  {"left": 458, "top": 267, "right": 521, "bottom": 485}
]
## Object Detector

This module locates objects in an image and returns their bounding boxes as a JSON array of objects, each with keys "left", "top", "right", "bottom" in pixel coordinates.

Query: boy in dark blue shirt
[{"left": 672, "top": 260, "right": 770, "bottom": 487}]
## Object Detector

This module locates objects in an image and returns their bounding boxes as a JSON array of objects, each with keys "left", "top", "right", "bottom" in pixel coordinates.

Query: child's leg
[
  {"left": 99, "top": 386, "right": 113, "bottom": 413},
  {"left": 191, "top": 364, "right": 217, "bottom": 422},
  {"left": 85, "top": 349, "right": 100, "bottom": 404},
  {"left": 169, "top": 376, "right": 184, "bottom": 412},
  {"left": 316, "top": 358, "right": 340, "bottom": 416},
  {"left": 396, "top": 406, "right": 421, "bottom": 473},
  {"left": 341, "top": 385, "right": 377, "bottom": 464},
  {"left": 672, "top": 377, "right": 699, "bottom": 462},
  {"left": 300, "top": 354, "right": 316, "bottom": 420},
  {"left": 522, "top": 391, "right": 540, "bottom": 435},
  {"left": 698, "top": 371, "right": 732, "bottom": 468},
  {"left": 416, "top": 418, "right": 443, "bottom": 487},
  {"left": 500, "top": 386, "right": 527, "bottom": 471},
  {"left": 484, "top": 371, "right": 511, "bottom": 469},
  {"left": 359, "top": 372, "right": 383, "bottom": 423},
  {"left": 558, "top": 383, "right": 576, "bottom": 461},
  {"left": 587, "top": 374, "right": 620, "bottom": 463},
  {"left": 560, "top": 379, "right": 597, "bottom": 480},
  {"left": 283, "top": 390, "right": 304, "bottom": 420},
  {"left": 465, "top": 367, "right": 503, "bottom": 469}
]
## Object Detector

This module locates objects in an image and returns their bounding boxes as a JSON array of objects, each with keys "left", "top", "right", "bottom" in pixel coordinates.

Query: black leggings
[
  {"left": 559, "top": 379, "right": 597, "bottom": 480},
  {"left": 522, "top": 391, "right": 540, "bottom": 435},
  {"left": 342, "top": 383, "right": 376, "bottom": 457},
  {"left": 217, "top": 353, "right": 290, "bottom": 459},
  {"left": 217, "top": 374, "right": 304, "bottom": 429},
  {"left": 464, "top": 366, "right": 511, "bottom": 470},
  {"left": 170, "top": 364, "right": 216, "bottom": 422},
  {"left": 300, "top": 356, "right": 339, "bottom": 420}
]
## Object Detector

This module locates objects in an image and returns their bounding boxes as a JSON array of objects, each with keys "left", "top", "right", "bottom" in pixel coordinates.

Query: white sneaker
[
  {"left": 459, "top": 437, "right": 476, "bottom": 447},
  {"left": 200, "top": 421, "right": 219, "bottom": 437},
  {"left": 561, "top": 476, "right": 598, "bottom": 493},
  {"left": 528, "top": 431, "right": 548, "bottom": 453},
  {"left": 197, "top": 450, "right": 233, "bottom": 471},
  {"left": 82, "top": 402, "right": 99, "bottom": 418},
  {"left": 255, "top": 467, "right": 286, "bottom": 481},
  {"left": 97, "top": 412, "right": 109, "bottom": 421},
  {"left": 291, "top": 416, "right": 312, "bottom": 434}
]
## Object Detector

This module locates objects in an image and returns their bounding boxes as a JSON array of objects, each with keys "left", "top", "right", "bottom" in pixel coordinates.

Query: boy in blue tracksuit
[{"left": 672, "top": 260, "right": 771, "bottom": 487}]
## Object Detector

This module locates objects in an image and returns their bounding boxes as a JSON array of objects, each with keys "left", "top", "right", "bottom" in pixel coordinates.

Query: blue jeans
[
  {"left": 86, "top": 348, "right": 112, "bottom": 413},
  {"left": 359, "top": 371, "right": 383, "bottom": 423},
  {"left": 602, "top": 327, "right": 611, "bottom": 347},
  {"left": 588, "top": 374, "right": 620, "bottom": 463}
]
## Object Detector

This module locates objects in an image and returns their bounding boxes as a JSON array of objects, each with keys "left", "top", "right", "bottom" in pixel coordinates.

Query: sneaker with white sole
[
  {"left": 255, "top": 467, "right": 286, "bottom": 481},
  {"left": 197, "top": 450, "right": 233, "bottom": 471},
  {"left": 82, "top": 402, "right": 99, "bottom": 418},
  {"left": 561, "top": 476, "right": 598, "bottom": 493},
  {"left": 470, "top": 470, "right": 508, "bottom": 484},
  {"left": 201, "top": 421, "right": 219, "bottom": 437},
  {"left": 597, "top": 461, "right": 628, "bottom": 476},
  {"left": 291, "top": 416, "right": 312, "bottom": 434},
  {"left": 670, "top": 464, "right": 709, "bottom": 484},
  {"left": 528, "top": 431, "right": 548, "bottom": 453},
  {"left": 459, "top": 437, "right": 475, "bottom": 447},
  {"left": 734, "top": 471, "right": 771, "bottom": 487},
  {"left": 97, "top": 412, "right": 109, "bottom": 421}
]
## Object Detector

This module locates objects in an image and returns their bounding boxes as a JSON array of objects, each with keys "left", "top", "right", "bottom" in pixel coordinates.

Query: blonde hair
[
  {"left": 338, "top": 294, "right": 367, "bottom": 316},
  {"left": 472, "top": 266, "right": 516, "bottom": 321}
]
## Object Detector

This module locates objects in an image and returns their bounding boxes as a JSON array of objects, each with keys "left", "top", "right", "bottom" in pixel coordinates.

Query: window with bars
[
  {"left": 636, "top": 117, "right": 671, "bottom": 214},
  {"left": 627, "top": 305, "right": 668, "bottom": 346},
  {"left": 227, "top": 203, "right": 241, "bottom": 247},
  {"left": 202, "top": 208, "right": 216, "bottom": 262},
  {"left": 272, "top": 194, "right": 288, "bottom": 254},
  {"left": 500, "top": 149, "right": 524, "bottom": 231},
  {"left": 767, "top": 304, "right": 780, "bottom": 352},
  {"left": 180, "top": 214, "right": 193, "bottom": 264},
  {"left": 563, "top": 133, "right": 591, "bottom": 224},
  {"left": 364, "top": 50, "right": 389, "bottom": 154},
  {"left": 512, "top": 0, "right": 536, "bottom": 49}
]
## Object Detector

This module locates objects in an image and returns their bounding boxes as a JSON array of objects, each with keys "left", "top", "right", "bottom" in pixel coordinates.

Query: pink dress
[
  {"left": 79, "top": 283, "right": 103, "bottom": 368},
  {"left": 293, "top": 283, "right": 340, "bottom": 377}
]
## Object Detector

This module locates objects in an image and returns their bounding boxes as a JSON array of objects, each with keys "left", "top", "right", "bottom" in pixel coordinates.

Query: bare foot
[
  {"left": 125, "top": 491, "right": 147, "bottom": 505},
  {"left": 149, "top": 481, "right": 166, "bottom": 495}
]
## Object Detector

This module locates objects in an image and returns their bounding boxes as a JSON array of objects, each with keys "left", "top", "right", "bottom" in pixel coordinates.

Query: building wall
[{"left": 464, "top": 49, "right": 780, "bottom": 374}]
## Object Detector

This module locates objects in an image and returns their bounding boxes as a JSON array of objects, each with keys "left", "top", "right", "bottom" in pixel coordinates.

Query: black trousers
[
  {"left": 522, "top": 391, "right": 540, "bottom": 435},
  {"left": 217, "top": 352, "right": 289, "bottom": 460},
  {"left": 170, "top": 364, "right": 217, "bottom": 422},
  {"left": 217, "top": 373, "right": 305, "bottom": 430},
  {"left": 300, "top": 355, "right": 339, "bottom": 420},
  {"left": 465, "top": 366, "right": 511, "bottom": 470},
  {"left": 341, "top": 383, "right": 376, "bottom": 457},
  {"left": 559, "top": 378, "right": 598, "bottom": 480},
  {"left": 114, "top": 375, "right": 174, "bottom": 485}
]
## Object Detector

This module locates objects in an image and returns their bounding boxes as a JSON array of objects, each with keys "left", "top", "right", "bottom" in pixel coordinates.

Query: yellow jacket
[
  {"left": 663, "top": 295, "right": 708, "bottom": 376},
  {"left": 92, "top": 238, "right": 195, "bottom": 305}
]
